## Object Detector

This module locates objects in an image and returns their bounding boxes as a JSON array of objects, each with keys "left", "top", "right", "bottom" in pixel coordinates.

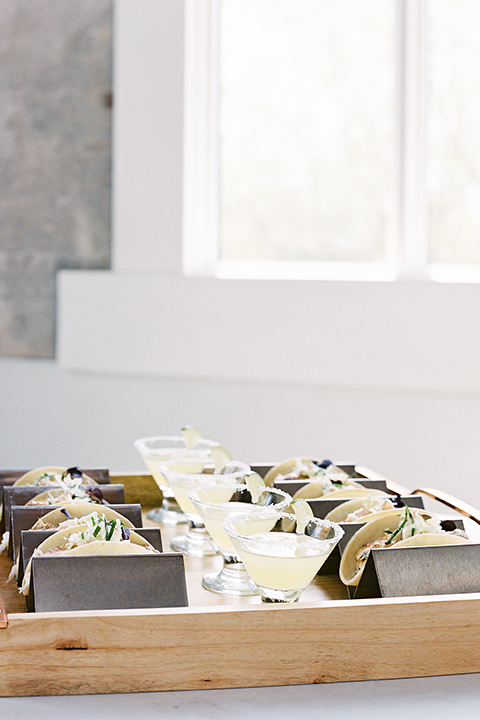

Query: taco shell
[
  {"left": 293, "top": 485, "right": 387, "bottom": 501},
  {"left": 31, "top": 504, "right": 134, "bottom": 530},
  {"left": 325, "top": 497, "right": 397, "bottom": 523},
  {"left": 263, "top": 457, "right": 314, "bottom": 486},
  {"left": 14, "top": 467, "right": 67, "bottom": 485},
  {"left": 21, "top": 522, "right": 156, "bottom": 595},
  {"left": 26, "top": 488, "right": 105, "bottom": 506},
  {"left": 35, "top": 523, "right": 152, "bottom": 555},
  {"left": 392, "top": 533, "right": 469, "bottom": 549},
  {"left": 14, "top": 466, "right": 97, "bottom": 486},
  {"left": 339, "top": 510, "right": 469, "bottom": 587},
  {"left": 59, "top": 540, "right": 154, "bottom": 556}
]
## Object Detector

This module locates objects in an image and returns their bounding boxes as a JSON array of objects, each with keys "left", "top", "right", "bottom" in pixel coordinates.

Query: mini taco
[
  {"left": 339, "top": 506, "right": 469, "bottom": 587},
  {"left": 20, "top": 512, "right": 158, "bottom": 596},
  {"left": 0, "top": 490, "right": 106, "bottom": 559},
  {"left": 325, "top": 495, "right": 403, "bottom": 523},
  {"left": 30, "top": 504, "right": 134, "bottom": 530},
  {"left": 26, "top": 486, "right": 107, "bottom": 507},
  {"left": 292, "top": 484, "right": 387, "bottom": 501},
  {"left": 13, "top": 466, "right": 97, "bottom": 487},
  {"left": 0, "top": 468, "right": 95, "bottom": 557},
  {"left": 265, "top": 457, "right": 349, "bottom": 487}
]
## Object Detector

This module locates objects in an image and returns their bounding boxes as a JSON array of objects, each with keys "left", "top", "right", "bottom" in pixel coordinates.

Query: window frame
[{"left": 183, "top": 0, "right": 480, "bottom": 283}]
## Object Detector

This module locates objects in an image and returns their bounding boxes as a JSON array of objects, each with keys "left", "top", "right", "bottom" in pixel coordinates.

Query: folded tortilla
[
  {"left": 26, "top": 487, "right": 106, "bottom": 506},
  {"left": 293, "top": 485, "right": 387, "bottom": 501},
  {"left": 13, "top": 466, "right": 97, "bottom": 486},
  {"left": 30, "top": 504, "right": 134, "bottom": 530},
  {"left": 263, "top": 457, "right": 315, "bottom": 486},
  {"left": 21, "top": 521, "right": 157, "bottom": 596},
  {"left": 53, "top": 540, "right": 153, "bottom": 556},
  {"left": 339, "top": 509, "right": 469, "bottom": 587},
  {"left": 325, "top": 496, "right": 399, "bottom": 523}
]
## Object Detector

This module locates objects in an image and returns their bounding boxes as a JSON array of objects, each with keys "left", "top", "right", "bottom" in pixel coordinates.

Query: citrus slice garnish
[
  {"left": 181, "top": 426, "right": 203, "bottom": 449},
  {"left": 245, "top": 471, "right": 266, "bottom": 503},
  {"left": 292, "top": 498, "right": 314, "bottom": 535},
  {"left": 210, "top": 446, "right": 233, "bottom": 473}
]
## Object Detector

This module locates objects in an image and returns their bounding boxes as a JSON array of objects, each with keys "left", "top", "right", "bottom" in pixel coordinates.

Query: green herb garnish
[
  {"left": 385, "top": 506, "right": 414, "bottom": 545},
  {"left": 105, "top": 519, "right": 116, "bottom": 541}
]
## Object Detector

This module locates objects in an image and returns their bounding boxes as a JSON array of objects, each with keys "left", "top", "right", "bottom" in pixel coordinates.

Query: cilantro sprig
[{"left": 385, "top": 506, "right": 414, "bottom": 546}]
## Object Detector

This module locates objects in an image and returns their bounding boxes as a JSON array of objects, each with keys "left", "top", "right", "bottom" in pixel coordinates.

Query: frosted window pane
[
  {"left": 428, "top": 0, "right": 480, "bottom": 264},
  {"left": 219, "top": 0, "right": 395, "bottom": 263}
]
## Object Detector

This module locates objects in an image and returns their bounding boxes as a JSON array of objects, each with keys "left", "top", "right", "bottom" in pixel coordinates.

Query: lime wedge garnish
[
  {"left": 181, "top": 426, "right": 203, "bottom": 449},
  {"left": 246, "top": 472, "right": 266, "bottom": 503},
  {"left": 210, "top": 446, "right": 233, "bottom": 473},
  {"left": 292, "top": 498, "right": 314, "bottom": 535}
]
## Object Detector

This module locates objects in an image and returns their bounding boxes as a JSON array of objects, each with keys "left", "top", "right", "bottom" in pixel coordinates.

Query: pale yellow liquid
[
  {"left": 144, "top": 456, "right": 170, "bottom": 489},
  {"left": 168, "top": 482, "right": 199, "bottom": 515},
  {"left": 200, "top": 502, "right": 266, "bottom": 554},
  {"left": 168, "top": 473, "right": 224, "bottom": 516},
  {"left": 234, "top": 532, "right": 330, "bottom": 591},
  {"left": 144, "top": 453, "right": 209, "bottom": 489}
]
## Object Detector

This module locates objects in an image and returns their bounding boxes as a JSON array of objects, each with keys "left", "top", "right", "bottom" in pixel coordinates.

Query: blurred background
[{"left": 2, "top": 0, "right": 480, "bottom": 509}]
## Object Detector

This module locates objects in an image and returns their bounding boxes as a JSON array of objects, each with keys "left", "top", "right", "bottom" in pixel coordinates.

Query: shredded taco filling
[
  {"left": 32, "top": 509, "right": 111, "bottom": 532},
  {"left": 275, "top": 458, "right": 358, "bottom": 494},
  {"left": 28, "top": 486, "right": 104, "bottom": 507},
  {"left": 30, "top": 468, "right": 86, "bottom": 490},
  {"left": 345, "top": 496, "right": 398, "bottom": 522},
  {"left": 354, "top": 506, "right": 469, "bottom": 572},
  {"left": 34, "top": 512, "right": 132, "bottom": 549}
]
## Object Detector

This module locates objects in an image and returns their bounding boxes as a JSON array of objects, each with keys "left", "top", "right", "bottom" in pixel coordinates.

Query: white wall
[
  {"left": 2, "top": 357, "right": 480, "bottom": 510},
  {"left": 2, "top": 0, "right": 480, "bottom": 514}
]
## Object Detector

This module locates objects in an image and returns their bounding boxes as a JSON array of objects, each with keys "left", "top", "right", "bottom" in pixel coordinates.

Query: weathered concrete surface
[{"left": 0, "top": 0, "right": 112, "bottom": 357}]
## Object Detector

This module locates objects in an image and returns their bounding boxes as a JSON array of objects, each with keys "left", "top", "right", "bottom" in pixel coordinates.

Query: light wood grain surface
[{"left": 2, "top": 473, "right": 480, "bottom": 697}]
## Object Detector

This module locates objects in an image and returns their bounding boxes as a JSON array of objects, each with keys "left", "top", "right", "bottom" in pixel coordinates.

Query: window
[
  {"left": 58, "top": 0, "right": 480, "bottom": 394},
  {"left": 184, "top": 0, "right": 480, "bottom": 282}
]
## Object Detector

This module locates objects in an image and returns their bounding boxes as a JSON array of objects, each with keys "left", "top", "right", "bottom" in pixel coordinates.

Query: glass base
[
  {"left": 170, "top": 528, "right": 220, "bottom": 557},
  {"left": 147, "top": 498, "right": 187, "bottom": 526},
  {"left": 258, "top": 586, "right": 303, "bottom": 603},
  {"left": 202, "top": 563, "right": 259, "bottom": 597}
]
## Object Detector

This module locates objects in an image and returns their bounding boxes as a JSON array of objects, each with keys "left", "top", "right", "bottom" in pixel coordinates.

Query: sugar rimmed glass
[
  {"left": 158, "top": 457, "right": 250, "bottom": 557},
  {"left": 133, "top": 435, "right": 219, "bottom": 525},
  {"left": 223, "top": 510, "right": 344, "bottom": 602},
  {"left": 188, "top": 484, "right": 292, "bottom": 596}
]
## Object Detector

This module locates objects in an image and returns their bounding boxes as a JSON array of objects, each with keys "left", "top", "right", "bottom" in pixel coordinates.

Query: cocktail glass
[
  {"left": 188, "top": 484, "right": 292, "bottom": 596},
  {"left": 133, "top": 435, "right": 219, "bottom": 525},
  {"left": 158, "top": 457, "right": 250, "bottom": 557},
  {"left": 223, "top": 510, "right": 344, "bottom": 602}
]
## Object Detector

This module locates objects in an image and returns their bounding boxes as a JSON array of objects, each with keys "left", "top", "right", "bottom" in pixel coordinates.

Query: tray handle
[
  {"left": 411, "top": 487, "right": 480, "bottom": 526},
  {"left": 0, "top": 592, "right": 7, "bottom": 629}
]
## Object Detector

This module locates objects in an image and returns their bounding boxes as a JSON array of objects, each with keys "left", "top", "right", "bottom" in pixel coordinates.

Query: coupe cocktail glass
[
  {"left": 158, "top": 457, "right": 250, "bottom": 557},
  {"left": 188, "top": 484, "right": 292, "bottom": 596},
  {"left": 133, "top": 435, "right": 219, "bottom": 525},
  {"left": 223, "top": 510, "right": 344, "bottom": 602}
]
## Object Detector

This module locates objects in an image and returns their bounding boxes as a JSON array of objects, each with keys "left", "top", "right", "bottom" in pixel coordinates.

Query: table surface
[{"left": 1, "top": 673, "right": 480, "bottom": 720}]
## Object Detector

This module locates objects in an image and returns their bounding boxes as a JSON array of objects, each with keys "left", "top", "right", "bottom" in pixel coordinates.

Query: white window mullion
[
  {"left": 397, "top": 0, "right": 429, "bottom": 278},
  {"left": 183, "top": 0, "right": 219, "bottom": 277}
]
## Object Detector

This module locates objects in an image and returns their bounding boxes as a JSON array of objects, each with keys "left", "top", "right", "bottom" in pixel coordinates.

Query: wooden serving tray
[{"left": 1, "top": 470, "right": 480, "bottom": 697}]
